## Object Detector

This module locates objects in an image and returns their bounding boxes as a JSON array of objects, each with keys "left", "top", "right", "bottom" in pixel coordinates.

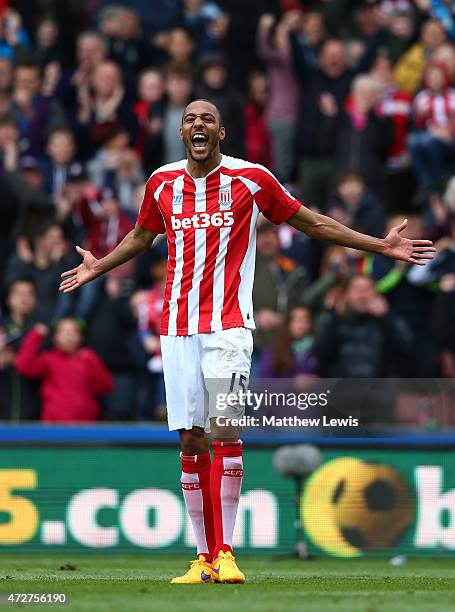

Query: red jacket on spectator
[
  {"left": 15, "top": 328, "right": 113, "bottom": 422},
  {"left": 78, "top": 195, "right": 134, "bottom": 260}
]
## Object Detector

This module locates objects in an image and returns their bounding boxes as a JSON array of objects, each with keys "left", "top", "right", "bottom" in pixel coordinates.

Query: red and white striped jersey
[
  {"left": 413, "top": 88, "right": 455, "bottom": 130},
  {"left": 137, "top": 154, "right": 301, "bottom": 336}
]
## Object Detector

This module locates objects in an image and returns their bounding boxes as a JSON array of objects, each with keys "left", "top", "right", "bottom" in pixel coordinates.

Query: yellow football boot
[
  {"left": 211, "top": 551, "right": 246, "bottom": 584},
  {"left": 170, "top": 555, "right": 213, "bottom": 584}
]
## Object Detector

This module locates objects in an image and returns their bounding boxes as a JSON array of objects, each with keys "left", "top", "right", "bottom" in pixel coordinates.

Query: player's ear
[
  {"left": 179, "top": 127, "right": 184, "bottom": 141},
  {"left": 219, "top": 126, "right": 225, "bottom": 141}
]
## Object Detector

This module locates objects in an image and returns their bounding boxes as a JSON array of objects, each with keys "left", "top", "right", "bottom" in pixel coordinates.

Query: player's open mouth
[{"left": 191, "top": 133, "right": 208, "bottom": 150}]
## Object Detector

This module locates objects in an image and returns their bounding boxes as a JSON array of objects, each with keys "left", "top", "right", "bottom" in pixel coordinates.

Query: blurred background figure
[{"left": 15, "top": 319, "right": 113, "bottom": 422}]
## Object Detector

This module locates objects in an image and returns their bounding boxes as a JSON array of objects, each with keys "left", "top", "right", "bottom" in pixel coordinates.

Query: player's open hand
[
  {"left": 59, "top": 246, "right": 100, "bottom": 293},
  {"left": 382, "top": 219, "right": 435, "bottom": 265}
]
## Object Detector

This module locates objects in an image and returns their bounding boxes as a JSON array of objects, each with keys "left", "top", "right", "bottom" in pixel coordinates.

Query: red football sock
[
  {"left": 180, "top": 452, "right": 215, "bottom": 563},
  {"left": 210, "top": 441, "right": 244, "bottom": 557}
]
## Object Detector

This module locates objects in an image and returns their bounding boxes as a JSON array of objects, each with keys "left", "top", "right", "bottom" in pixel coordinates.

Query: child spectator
[
  {"left": 15, "top": 318, "right": 113, "bottom": 422},
  {"left": 327, "top": 170, "right": 385, "bottom": 237},
  {"left": 407, "top": 59, "right": 455, "bottom": 190},
  {"left": 0, "top": 279, "right": 40, "bottom": 420},
  {"left": 258, "top": 306, "right": 318, "bottom": 378}
]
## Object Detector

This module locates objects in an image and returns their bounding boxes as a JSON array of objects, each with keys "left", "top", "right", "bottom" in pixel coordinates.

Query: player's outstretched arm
[
  {"left": 287, "top": 206, "right": 435, "bottom": 265},
  {"left": 59, "top": 224, "right": 158, "bottom": 293}
]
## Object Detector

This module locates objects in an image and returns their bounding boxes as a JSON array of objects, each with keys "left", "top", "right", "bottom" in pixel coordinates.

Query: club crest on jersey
[{"left": 218, "top": 188, "right": 233, "bottom": 209}]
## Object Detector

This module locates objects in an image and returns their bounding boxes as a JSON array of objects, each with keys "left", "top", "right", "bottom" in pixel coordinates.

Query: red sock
[
  {"left": 210, "top": 441, "right": 244, "bottom": 558},
  {"left": 180, "top": 452, "right": 215, "bottom": 563}
]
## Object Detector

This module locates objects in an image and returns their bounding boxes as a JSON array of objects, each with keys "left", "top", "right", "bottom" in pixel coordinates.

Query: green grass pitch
[{"left": 0, "top": 554, "right": 454, "bottom": 612}]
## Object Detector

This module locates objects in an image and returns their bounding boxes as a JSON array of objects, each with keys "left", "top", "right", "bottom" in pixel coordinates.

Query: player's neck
[{"left": 186, "top": 151, "right": 222, "bottom": 179}]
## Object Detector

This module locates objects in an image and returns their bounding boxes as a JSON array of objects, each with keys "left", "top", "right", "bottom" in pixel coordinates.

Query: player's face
[{"left": 180, "top": 102, "right": 225, "bottom": 163}]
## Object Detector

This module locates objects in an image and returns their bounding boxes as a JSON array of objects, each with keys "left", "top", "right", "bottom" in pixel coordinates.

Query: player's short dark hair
[{"left": 182, "top": 98, "right": 223, "bottom": 126}]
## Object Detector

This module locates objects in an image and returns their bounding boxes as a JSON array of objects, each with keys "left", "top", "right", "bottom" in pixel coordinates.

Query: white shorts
[{"left": 160, "top": 327, "right": 253, "bottom": 432}]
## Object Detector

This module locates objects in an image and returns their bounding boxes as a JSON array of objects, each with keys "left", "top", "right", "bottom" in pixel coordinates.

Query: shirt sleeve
[
  {"left": 136, "top": 174, "right": 166, "bottom": 234},
  {"left": 254, "top": 167, "right": 302, "bottom": 225}
]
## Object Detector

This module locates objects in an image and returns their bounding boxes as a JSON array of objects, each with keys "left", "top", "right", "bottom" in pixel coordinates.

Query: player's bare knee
[
  {"left": 179, "top": 427, "right": 209, "bottom": 455},
  {"left": 210, "top": 419, "right": 241, "bottom": 443}
]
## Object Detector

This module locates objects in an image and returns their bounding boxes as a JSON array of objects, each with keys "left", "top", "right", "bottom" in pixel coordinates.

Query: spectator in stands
[
  {"left": 258, "top": 306, "right": 318, "bottom": 378},
  {"left": 57, "top": 183, "right": 133, "bottom": 321},
  {"left": 322, "top": 74, "right": 394, "bottom": 198},
  {"left": 57, "top": 31, "right": 107, "bottom": 112},
  {"left": 86, "top": 272, "right": 137, "bottom": 420},
  {"left": 244, "top": 70, "right": 272, "bottom": 167},
  {"left": 0, "top": 154, "right": 53, "bottom": 252},
  {"left": 0, "top": 279, "right": 40, "bottom": 420},
  {"left": 183, "top": 0, "right": 229, "bottom": 56},
  {"left": 256, "top": 11, "right": 300, "bottom": 182},
  {"left": 252, "top": 221, "right": 308, "bottom": 360},
  {"left": 134, "top": 67, "right": 165, "bottom": 171},
  {"left": 98, "top": 5, "right": 151, "bottom": 81},
  {"left": 327, "top": 169, "right": 386, "bottom": 237},
  {"left": 87, "top": 128, "right": 144, "bottom": 212},
  {"left": 35, "top": 18, "right": 65, "bottom": 68},
  {"left": 5, "top": 223, "right": 73, "bottom": 324},
  {"left": 433, "top": 41, "right": 455, "bottom": 80},
  {"left": 408, "top": 178, "right": 455, "bottom": 285},
  {"left": 394, "top": 18, "right": 447, "bottom": 93},
  {"left": 15, "top": 318, "right": 113, "bottom": 422},
  {"left": 162, "top": 66, "right": 193, "bottom": 164},
  {"left": 0, "top": 8, "right": 31, "bottom": 61},
  {"left": 74, "top": 60, "right": 137, "bottom": 157},
  {"left": 407, "top": 59, "right": 455, "bottom": 191},
  {"left": 10, "top": 61, "right": 65, "bottom": 156},
  {"left": 129, "top": 253, "right": 167, "bottom": 420},
  {"left": 315, "top": 273, "right": 412, "bottom": 377},
  {"left": 364, "top": 214, "right": 439, "bottom": 375},
  {"left": 42, "top": 127, "right": 77, "bottom": 198},
  {"left": 370, "top": 53, "right": 414, "bottom": 210},
  {"left": 154, "top": 26, "right": 195, "bottom": 73},
  {"left": 302, "top": 245, "right": 364, "bottom": 326}
]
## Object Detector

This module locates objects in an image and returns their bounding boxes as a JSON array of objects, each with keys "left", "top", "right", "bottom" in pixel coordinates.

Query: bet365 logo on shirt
[{"left": 171, "top": 211, "right": 234, "bottom": 230}]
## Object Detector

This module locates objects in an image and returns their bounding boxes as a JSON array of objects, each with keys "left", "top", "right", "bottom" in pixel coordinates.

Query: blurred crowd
[{"left": 0, "top": 0, "right": 455, "bottom": 423}]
